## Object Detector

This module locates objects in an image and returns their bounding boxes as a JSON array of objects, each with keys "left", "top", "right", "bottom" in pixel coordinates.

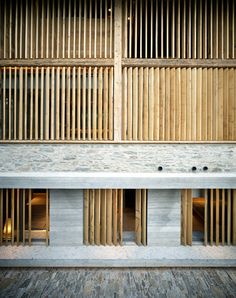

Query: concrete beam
[{"left": 0, "top": 172, "right": 235, "bottom": 189}]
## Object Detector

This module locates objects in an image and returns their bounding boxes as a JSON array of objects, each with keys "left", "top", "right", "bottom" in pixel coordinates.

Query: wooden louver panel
[
  {"left": 84, "top": 189, "right": 123, "bottom": 245},
  {"left": 122, "top": 67, "right": 236, "bottom": 141},
  {"left": 123, "top": 0, "right": 235, "bottom": 59},
  {"left": 0, "top": 0, "right": 114, "bottom": 59},
  {"left": 181, "top": 189, "right": 236, "bottom": 246},
  {"left": 0, "top": 66, "right": 114, "bottom": 141},
  {"left": 0, "top": 189, "right": 49, "bottom": 246}
]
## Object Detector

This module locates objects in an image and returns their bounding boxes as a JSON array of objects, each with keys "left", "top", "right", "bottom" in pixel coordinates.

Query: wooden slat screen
[
  {"left": 122, "top": 67, "right": 236, "bottom": 141},
  {"left": 0, "top": 189, "right": 49, "bottom": 246},
  {"left": 84, "top": 189, "right": 123, "bottom": 245},
  {"left": 135, "top": 189, "right": 147, "bottom": 246},
  {"left": 0, "top": 0, "right": 114, "bottom": 59},
  {"left": 0, "top": 66, "right": 114, "bottom": 141},
  {"left": 181, "top": 189, "right": 236, "bottom": 246},
  {"left": 122, "top": 0, "right": 236, "bottom": 59}
]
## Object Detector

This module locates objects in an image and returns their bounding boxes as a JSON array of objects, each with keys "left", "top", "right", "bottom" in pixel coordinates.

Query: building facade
[{"left": 0, "top": 0, "right": 236, "bottom": 266}]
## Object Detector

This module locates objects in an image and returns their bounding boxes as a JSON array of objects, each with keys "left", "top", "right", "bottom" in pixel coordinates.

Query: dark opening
[
  {"left": 192, "top": 197, "right": 205, "bottom": 243},
  {"left": 123, "top": 189, "right": 136, "bottom": 242}
]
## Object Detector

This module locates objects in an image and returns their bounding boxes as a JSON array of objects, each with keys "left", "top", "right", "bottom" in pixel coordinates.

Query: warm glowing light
[
  {"left": 108, "top": 8, "right": 112, "bottom": 12},
  {"left": 3, "top": 218, "right": 12, "bottom": 235}
]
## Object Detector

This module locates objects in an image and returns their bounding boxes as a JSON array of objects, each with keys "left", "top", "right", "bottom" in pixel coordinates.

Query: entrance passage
[
  {"left": 84, "top": 189, "right": 147, "bottom": 246},
  {"left": 123, "top": 190, "right": 136, "bottom": 242}
]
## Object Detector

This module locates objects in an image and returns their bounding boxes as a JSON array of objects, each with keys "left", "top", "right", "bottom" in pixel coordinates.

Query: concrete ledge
[
  {"left": 0, "top": 172, "right": 236, "bottom": 189},
  {"left": 0, "top": 246, "right": 235, "bottom": 267}
]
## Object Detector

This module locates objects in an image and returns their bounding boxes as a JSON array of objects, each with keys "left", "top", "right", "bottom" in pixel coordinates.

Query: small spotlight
[{"left": 192, "top": 166, "right": 197, "bottom": 171}]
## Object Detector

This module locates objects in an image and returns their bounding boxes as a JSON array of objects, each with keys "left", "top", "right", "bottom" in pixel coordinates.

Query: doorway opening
[
  {"left": 192, "top": 197, "right": 205, "bottom": 243},
  {"left": 123, "top": 189, "right": 136, "bottom": 242}
]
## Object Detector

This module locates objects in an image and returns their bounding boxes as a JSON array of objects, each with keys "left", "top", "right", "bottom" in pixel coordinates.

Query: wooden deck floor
[{"left": 0, "top": 268, "right": 235, "bottom": 297}]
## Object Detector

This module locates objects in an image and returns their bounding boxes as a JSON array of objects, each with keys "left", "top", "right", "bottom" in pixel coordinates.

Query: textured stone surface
[
  {"left": 0, "top": 268, "right": 236, "bottom": 297},
  {"left": 0, "top": 245, "right": 235, "bottom": 267},
  {"left": 50, "top": 190, "right": 83, "bottom": 246},
  {"left": 0, "top": 144, "right": 235, "bottom": 173},
  {"left": 148, "top": 190, "right": 181, "bottom": 246}
]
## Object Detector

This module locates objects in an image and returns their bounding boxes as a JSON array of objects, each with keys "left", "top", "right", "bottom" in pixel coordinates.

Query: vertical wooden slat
[
  {"left": 180, "top": 68, "right": 186, "bottom": 140},
  {"left": 233, "top": 189, "right": 236, "bottom": 245},
  {"left": 118, "top": 189, "right": 123, "bottom": 245},
  {"left": 94, "top": 0, "right": 97, "bottom": 58},
  {"left": 227, "top": 189, "right": 231, "bottom": 245},
  {"left": 204, "top": 189, "right": 208, "bottom": 246},
  {"left": 61, "top": 67, "right": 65, "bottom": 140},
  {"left": 35, "top": 67, "right": 39, "bottom": 140},
  {"left": 154, "top": 68, "right": 160, "bottom": 140},
  {"left": 108, "top": 67, "right": 113, "bottom": 140},
  {"left": 188, "top": 0, "right": 191, "bottom": 58},
  {"left": 104, "top": 68, "right": 109, "bottom": 140},
  {"left": 24, "top": 68, "right": 28, "bottom": 140},
  {"left": 210, "top": 189, "right": 213, "bottom": 245},
  {"left": 140, "top": 0, "right": 143, "bottom": 58},
  {"left": 40, "top": 67, "right": 44, "bottom": 140},
  {"left": 109, "top": 0, "right": 113, "bottom": 58},
  {"left": 51, "top": 0, "right": 55, "bottom": 58},
  {"left": 135, "top": 190, "right": 141, "bottom": 245},
  {"left": 5, "top": 189, "right": 9, "bottom": 245},
  {"left": 89, "top": 190, "right": 95, "bottom": 245},
  {"left": 149, "top": 67, "right": 154, "bottom": 140},
  {"left": 82, "top": 67, "right": 86, "bottom": 140},
  {"left": 161, "top": 0, "right": 164, "bottom": 58},
  {"left": 143, "top": 67, "right": 149, "bottom": 140},
  {"left": 71, "top": 67, "right": 76, "bottom": 140},
  {"left": 112, "top": 189, "right": 117, "bottom": 245},
  {"left": 222, "top": 189, "right": 225, "bottom": 245},
  {"left": 83, "top": 0, "right": 87, "bottom": 58},
  {"left": 3, "top": 0, "right": 7, "bottom": 58},
  {"left": 104, "top": 0, "right": 108, "bottom": 58},
  {"left": 62, "top": 0, "right": 65, "bottom": 58},
  {"left": 22, "top": 189, "right": 25, "bottom": 245},
  {"left": 84, "top": 190, "right": 89, "bottom": 245},
  {"left": 133, "top": 67, "right": 138, "bottom": 140},
  {"left": 50, "top": 67, "right": 55, "bottom": 140},
  {"left": 66, "top": 67, "right": 71, "bottom": 140},
  {"left": 46, "top": 189, "right": 49, "bottom": 246},
  {"left": 216, "top": 188, "right": 219, "bottom": 246},
  {"left": 165, "top": 68, "right": 170, "bottom": 140},
  {"left": 122, "top": 67, "right": 127, "bottom": 140},
  {"left": 93, "top": 67, "right": 97, "bottom": 140},
  {"left": 46, "top": 0, "right": 49, "bottom": 59},
  {"left": 5, "top": 190, "right": 8, "bottom": 244},
  {"left": 45, "top": 67, "right": 50, "bottom": 140},
  {"left": 19, "top": 68, "right": 23, "bottom": 140},
  {"left": 101, "top": 189, "right": 106, "bottom": 245},
  {"left": 141, "top": 189, "right": 147, "bottom": 245},
  {"left": 138, "top": 67, "right": 144, "bottom": 140},
  {"left": 187, "top": 189, "right": 192, "bottom": 245},
  {"left": 28, "top": 189, "right": 32, "bottom": 246},
  {"left": 177, "top": 0, "right": 181, "bottom": 58},
  {"left": 30, "top": 67, "right": 33, "bottom": 140},
  {"left": 0, "top": 190, "right": 3, "bottom": 245},
  {"left": 73, "top": 0, "right": 76, "bottom": 58},
  {"left": 13, "top": 67, "right": 17, "bottom": 140},
  {"left": 95, "top": 189, "right": 100, "bottom": 245},
  {"left": 16, "top": 189, "right": 19, "bottom": 245},
  {"left": 68, "top": 0, "right": 71, "bottom": 58},
  {"left": 127, "top": 67, "right": 132, "bottom": 140},
  {"left": 2, "top": 67, "right": 6, "bottom": 140},
  {"left": 19, "top": 0, "right": 23, "bottom": 58},
  {"left": 11, "top": 189, "right": 14, "bottom": 245},
  {"left": 77, "top": 67, "right": 81, "bottom": 140},
  {"left": 166, "top": 0, "right": 169, "bottom": 59},
  {"left": 15, "top": 0, "right": 18, "bottom": 58},
  {"left": 106, "top": 189, "right": 112, "bottom": 245},
  {"left": 41, "top": 0, "right": 45, "bottom": 58},
  {"left": 55, "top": 67, "right": 60, "bottom": 140},
  {"left": 89, "top": 0, "right": 92, "bottom": 58}
]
